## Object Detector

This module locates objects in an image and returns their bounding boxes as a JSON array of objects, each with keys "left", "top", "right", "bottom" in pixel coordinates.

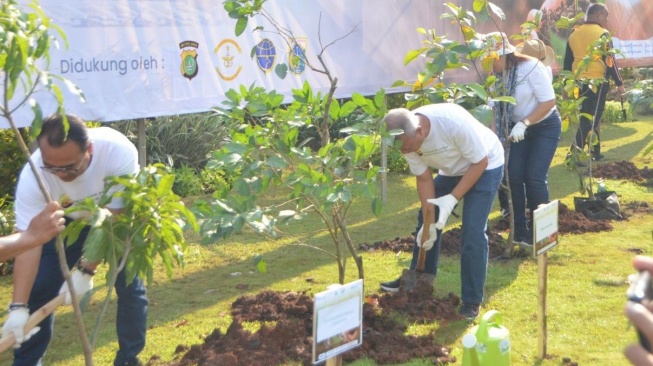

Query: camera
[{"left": 627, "top": 270, "right": 653, "bottom": 352}]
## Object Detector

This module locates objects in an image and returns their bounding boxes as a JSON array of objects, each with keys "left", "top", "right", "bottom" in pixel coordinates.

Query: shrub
[
  {"left": 0, "top": 129, "right": 28, "bottom": 200},
  {"left": 172, "top": 164, "right": 203, "bottom": 197},
  {"left": 383, "top": 148, "right": 410, "bottom": 174},
  {"left": 110, "top": 113, "right": 230, "bottom": 171},
  {"left": 0, "top": 196, "right": 15, "bottom": 275},
  {"left": 200, "top": 168, "right": 229, "bottom": 196},
  {"left": 603, "top": 100, "right": 632, "bottom": 123},
  {"left": 0, "top": 195, "right": 14, "bottom": 236},
  {"left": 628, "top": 79, "right": 653, "bottom": 116}
]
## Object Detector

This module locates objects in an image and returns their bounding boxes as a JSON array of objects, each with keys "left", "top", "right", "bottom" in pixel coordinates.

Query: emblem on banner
[
  {"left": 255, "top": 39, "right": 276, "bottom": 73},
  {"left": 214, "top": 39, "right": 242, "bottom": 81},
  {"left": 179, "top": 40, "right": 199, "bottom": 80},
  {"left": 288, "top": 37, "right": 307, "bottom": 75}
]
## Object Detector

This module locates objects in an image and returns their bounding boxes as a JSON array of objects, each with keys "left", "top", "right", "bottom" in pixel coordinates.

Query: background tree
[{"left": 192, "top": 0, "right": 388, "bottom": 284}]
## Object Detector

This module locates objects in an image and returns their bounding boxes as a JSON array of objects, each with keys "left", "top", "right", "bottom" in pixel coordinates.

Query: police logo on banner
[
  {"left": 214, "top": 39, "right": 242, "bottom": 81},
  {"left": 179, "top": 40, "right": 199, "bottom": 80},
  {"left": 289, "top": 37, "right": 307, "bottom": 75},
  {"left": 255, "top": 39, "right": 276, "bottom": 73}
]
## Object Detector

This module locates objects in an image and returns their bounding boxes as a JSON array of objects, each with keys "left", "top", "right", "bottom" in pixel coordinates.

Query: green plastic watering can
[{"left": 462, "top": 310, "right": 511, "bottom": 366}]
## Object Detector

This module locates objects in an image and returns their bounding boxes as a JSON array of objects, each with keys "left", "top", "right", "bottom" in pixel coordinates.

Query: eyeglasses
[{"left": 41, "top": 154, "right": 92, "bottom": 174}]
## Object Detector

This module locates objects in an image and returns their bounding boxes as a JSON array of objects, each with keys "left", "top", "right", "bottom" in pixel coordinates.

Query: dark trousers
[
  {"left": 13, "top": 226, "right": 148, "bottom": 366},
  {"left": 573, "top": 82, "right": 608, "bottom": 156}
]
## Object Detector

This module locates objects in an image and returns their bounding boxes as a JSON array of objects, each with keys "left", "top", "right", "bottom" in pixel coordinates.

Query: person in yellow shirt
[{"left": 563, "top": 3, "right": 626, "bottom": 162}]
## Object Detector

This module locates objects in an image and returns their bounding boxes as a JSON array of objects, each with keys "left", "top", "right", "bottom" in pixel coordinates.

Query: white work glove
[
  {"left": 58, "top": 270, "right": 94, "bottom": 305},
  {"left": 416, "top": 223, "right": 438, "bottom": 251},
  {"left": 2, "top": 308, "right": 40, "bottom": 348},
  {"left": 427, "top": 194, "right": 459, "bottom": 230},
  {"left": 509, "top": 121, "right": 527, "bottom": 143}
]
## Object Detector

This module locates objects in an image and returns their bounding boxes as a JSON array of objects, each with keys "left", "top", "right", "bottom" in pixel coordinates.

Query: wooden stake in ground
[
  {"left": 532, "top": 200, "right": 559, "bottom": 360},
  {"left": 537, "top": 253, "right": 547, "bottom": 359}
]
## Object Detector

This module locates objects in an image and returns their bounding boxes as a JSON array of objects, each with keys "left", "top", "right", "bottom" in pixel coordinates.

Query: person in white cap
[{"left": 482, "top": 32, "right": 561, "bottom": 247}]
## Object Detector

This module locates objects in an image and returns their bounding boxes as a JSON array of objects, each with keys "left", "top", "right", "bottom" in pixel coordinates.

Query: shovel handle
[
  {"left": 621, "top": 98, "right": 628, "bottom": 121},
  {"left": 417, "top": 210, "right": 433, "bottom": 271},
  {"left": 0, "top": 293, "right": 66, "bottom": 354}
]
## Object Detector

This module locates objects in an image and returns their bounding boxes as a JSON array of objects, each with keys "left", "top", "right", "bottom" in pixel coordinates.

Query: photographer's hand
[{"left": 625, "top": 256, "right": 653, "bottom": 365}]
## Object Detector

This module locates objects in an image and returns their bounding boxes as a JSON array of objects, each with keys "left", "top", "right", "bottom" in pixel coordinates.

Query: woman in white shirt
[{"left": 484, "top": 32, "right": 561, "bottom": 246}]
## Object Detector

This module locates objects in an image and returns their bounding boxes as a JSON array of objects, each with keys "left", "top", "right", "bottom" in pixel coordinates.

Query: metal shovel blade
[
  {"left": 399, "top": 209, "right": 435, "bottom": 292},
  {"left": 399, "top": 265, "right": 436, "bottom": 292}
]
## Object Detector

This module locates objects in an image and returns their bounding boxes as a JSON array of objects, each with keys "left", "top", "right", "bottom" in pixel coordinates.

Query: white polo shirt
[
  {"left": 403, "top": 103, "right": 504, "bottom": 177},
  {"left": 15, "top": 127, "right": 138, "bottom": 230}
]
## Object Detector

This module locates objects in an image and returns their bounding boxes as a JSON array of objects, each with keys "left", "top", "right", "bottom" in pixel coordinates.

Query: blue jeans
[
  {"left": 508, "top": 110, "right": 561, "bottom": 234},
  {"left": 410, "top": 165, "right": 503, "bottom": 305},
  {"left": 13, "top": 225, "right": 148, "bottom": 366}
]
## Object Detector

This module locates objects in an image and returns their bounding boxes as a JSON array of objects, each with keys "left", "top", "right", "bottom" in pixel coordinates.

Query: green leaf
[
  {"left": 373, "top": 89, "right": 386, "bottom": 110},
  {"left": 235, "top": 17, "right": 248, "bottom": 36},
  {"left": 328, "top": 100, "right": 340, "bottom": 120},
  {"left": 266, "top": 155, "right": 287, "bottom": 169},
  {"left": 404, "top": 48, "right": 427, "bottom": 65},
  {"left": 339, "top": 100, "right": 357, "bottom": 118},
  {"left": 472, "top": 0, "right": 485, "bottom": 13},
  {"left": 275, "top": 63, "right": 288, "bottom": 79},
  {"left": 255, "top": 256, "right": 267, "bottom": 273},
  {"left": 487, "top": 2, "right": 505, "bottom": 20},
  {"left": 157, "top": 174, "right": 175, "bottom": 197}
]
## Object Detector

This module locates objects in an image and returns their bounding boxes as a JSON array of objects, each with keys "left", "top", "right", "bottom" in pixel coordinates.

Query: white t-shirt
[
  {"left": 511, "top": 59, "right": 556, "bottom": 123},
  {"left": 403, "top": 104, "right": 504, "bottom": 177},
  {"left": 15, "top": 127, "right": 138, "bottom": 231}
]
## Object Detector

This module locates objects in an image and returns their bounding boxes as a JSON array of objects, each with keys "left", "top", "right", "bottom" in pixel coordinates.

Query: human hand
[
  {"left": 24, "top": 201, "right": 65, "bottom": 247},
  {"left": 58, "top": 270, "right": 94, "bottom": 305},
  {"left": 1, "top": 308, "right": 40, "bottom": 348},
  {"left": 617, "top": 85, "right": 626, "bottom": 97},
  {"left": 625, "top": 256, "right": 653, "bottom": 365},
  {"left": 427, "top": 194, "right": 459, "bottom": 230},
  {"left": 416, "top": 223, "right": 437, "bottom": 251},
  {"left": 509, "top": 122, "right": 527, "bottom": 143}
]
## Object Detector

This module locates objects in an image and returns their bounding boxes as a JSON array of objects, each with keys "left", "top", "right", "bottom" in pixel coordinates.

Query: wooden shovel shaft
[
  {"left": 416, "top": 210, "right": 432, "bottom": 272},
  {"left": 0, "top": 293, "right": 66, "bottom": 353}
]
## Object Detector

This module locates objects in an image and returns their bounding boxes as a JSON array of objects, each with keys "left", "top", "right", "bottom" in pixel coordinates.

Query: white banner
[
  {"left": 7, "top": 0, "right": 651, "bottom": 128},
  {"left": 3, "top": 0, "right": 438, "bottom": 128}
]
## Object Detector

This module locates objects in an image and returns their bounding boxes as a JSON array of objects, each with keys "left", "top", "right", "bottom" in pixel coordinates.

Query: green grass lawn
[{"left": 0, "top": 118, "right": 652, "bottom": 365}]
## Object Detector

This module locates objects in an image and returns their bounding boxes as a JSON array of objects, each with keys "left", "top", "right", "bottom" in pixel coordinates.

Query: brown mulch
[
  {"left": 592, "top": 160, "right": 653, "bottom": 185},
  {"left": 164, "top": 287, "right": 458, "bottom": 366}
]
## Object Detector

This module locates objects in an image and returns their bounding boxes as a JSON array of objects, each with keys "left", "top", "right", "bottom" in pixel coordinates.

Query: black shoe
[
  {"left": 592, "top": 153, "right": 605, "bottom": 161},
  {"left": 514, "top": 229, "right": 533, "bottom": 247},
  {"left": 380, "top": 277, "right": 401, "bottom": 292},
  {"left": 459, "top": 303, "right": 480, "bottom": 319},
  {"left": 501, "top": 208, "right": 510, "bottom": 219}
]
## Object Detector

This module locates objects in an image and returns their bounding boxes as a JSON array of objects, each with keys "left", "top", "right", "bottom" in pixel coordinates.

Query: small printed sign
[
  {"left": 533, "top": 200, "right": 559, "bottom": 256},
  {"left": 312, "top": 279, "right": 363, "bottom": 364}
]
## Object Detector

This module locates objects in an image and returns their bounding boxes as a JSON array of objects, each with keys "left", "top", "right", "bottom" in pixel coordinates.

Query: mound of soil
[
  {"left": 164, "top": 286, "right": 458, "bottom": 366},
  {"left": 593, "top": 161, "right": 653, "bottom": 185},
  {"left": 359, "top": 201, "right": 618, "bottom": 258}
]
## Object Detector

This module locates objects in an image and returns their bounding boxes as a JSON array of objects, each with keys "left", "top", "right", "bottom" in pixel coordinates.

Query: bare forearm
[
  {"left": 12, "top": 248, "right": 43, "bottom": 303},
  {"left": 0, "top": 233, "right": 29, "bottom": 262},
  {"left": 525, "top": 100, "right": 556, "bottom": 125},
  {"left": 416, "top": 169, "right": 437, "bottom": 223}
]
